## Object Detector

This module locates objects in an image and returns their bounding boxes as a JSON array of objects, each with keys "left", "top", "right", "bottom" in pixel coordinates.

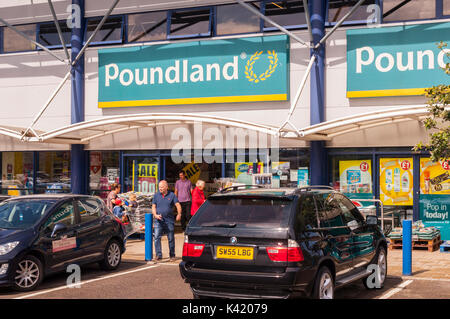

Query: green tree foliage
[{"left": 414, "top": 42, "right": 449, "bottom": 162}]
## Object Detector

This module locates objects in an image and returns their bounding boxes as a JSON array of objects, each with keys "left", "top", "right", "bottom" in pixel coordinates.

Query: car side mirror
[
  {"left": 51, "top": 223, "right": 67, "bottom": 238},
  {"left": 347, "top": 220, "right": 359, "bottom": 231},
  {"left": 366, "top": 215, "right": 379, "bottom": 226}
]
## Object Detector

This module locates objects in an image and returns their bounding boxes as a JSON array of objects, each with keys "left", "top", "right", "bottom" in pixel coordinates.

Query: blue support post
[
  {"left": 309, "top": 0, "right": 327, "bottom": 186},
  {"left": 70, "top": 0, "right": 88, "bottom": 194},
  {"left": 402, "top": 220, "right": 412, "bottom": 276},
  {"left": 145, "top": 213, "right": 153, "bottom": 261}
]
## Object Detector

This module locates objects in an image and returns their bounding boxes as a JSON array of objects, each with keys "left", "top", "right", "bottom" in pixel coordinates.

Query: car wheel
[
  {"left": 363, "top": 246, "right": 387, "bottom": 289},
  {"left": 99, "top": 239, "right": 122, "bottom": 270},
  {"left": 12, "top": 255, "right": 44, "bottom": 292},
  {"left": 312, "top": 266, "right": 334, "bottom": 299}
]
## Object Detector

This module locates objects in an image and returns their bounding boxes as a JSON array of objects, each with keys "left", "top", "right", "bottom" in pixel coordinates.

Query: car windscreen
[
  {"left": 0, "top": 199, "right": 57, "bottom": 229},
  {"left": 190, "top": 197, "right": 293, "bottom": 228}
]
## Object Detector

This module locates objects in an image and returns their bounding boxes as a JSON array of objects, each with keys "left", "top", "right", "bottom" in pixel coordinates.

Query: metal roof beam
[
  {"left": 236, "top": 0, "right": 310, "bottom": 48},
  {"left": 315, "top": 0, "right": 366, "bottom": 49},
  {"left": 302, "top": 0, "right": 313, "bottom": 43},
  {"left": 72, "top": 0, "right": 121, "bottom": 66},
  {"left": 279, "top": 55, "right": 316, "bottom": 132},
  {"left": 47, "top": 0, "right": 71, "bottom": 63},
  {"left": 20, "top": 70, "right": 71, "bottom": 140}
]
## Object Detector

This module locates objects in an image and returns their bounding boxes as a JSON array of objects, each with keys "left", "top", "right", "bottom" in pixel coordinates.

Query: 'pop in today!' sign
[{"left": 98, "top": 35, "right": 289, "bottom": 108}]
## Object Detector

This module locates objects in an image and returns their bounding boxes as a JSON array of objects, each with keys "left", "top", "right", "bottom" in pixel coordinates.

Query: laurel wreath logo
[{"left": 245, "top": 50, "right": 278, "bottom": 83}]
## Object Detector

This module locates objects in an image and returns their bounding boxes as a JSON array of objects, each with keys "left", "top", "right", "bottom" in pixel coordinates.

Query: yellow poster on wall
[
  {"left": 379, "top": 158, "right": 413, "bottom": 205},
  {"left": 338, "top": 160, "right": 372, "bottom": 194},
  {"left": 420, "top": 158, "right": 450, "bottom": 195}
]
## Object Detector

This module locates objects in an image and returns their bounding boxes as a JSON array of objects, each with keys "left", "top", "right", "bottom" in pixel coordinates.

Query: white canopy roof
[{"left": 0, "top": 105, "right": 441, "bottom": 145}]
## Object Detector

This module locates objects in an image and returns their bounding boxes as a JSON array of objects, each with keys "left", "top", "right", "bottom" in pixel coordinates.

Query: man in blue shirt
[{"left": 152, "top": 180, "right": 182, "bottom": 261}]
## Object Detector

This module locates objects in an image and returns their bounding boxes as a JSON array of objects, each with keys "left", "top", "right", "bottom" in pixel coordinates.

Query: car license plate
[{"left": 216, "top": 246, "right": 254, "bottom": 260}]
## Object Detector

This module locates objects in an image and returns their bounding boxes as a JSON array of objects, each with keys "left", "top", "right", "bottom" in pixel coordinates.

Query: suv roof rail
[
  {"left": 296, "top": 185, "right": 335, "bottom": 192},
  {"left": 218, "top": 185, "right": 265, "bottom": 193}
]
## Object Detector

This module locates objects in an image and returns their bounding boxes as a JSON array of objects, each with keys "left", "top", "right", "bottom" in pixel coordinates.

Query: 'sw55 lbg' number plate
[{"left": 216, "top": 246, "right": 254, "bottom": 260}]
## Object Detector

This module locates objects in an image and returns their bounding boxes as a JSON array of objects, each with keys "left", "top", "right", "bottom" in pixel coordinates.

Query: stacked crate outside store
[{"left": 388, "top": 221, "right": 443, "bottom": 252}]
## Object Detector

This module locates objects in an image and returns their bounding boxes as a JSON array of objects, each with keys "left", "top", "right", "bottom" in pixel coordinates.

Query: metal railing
[{"left": 354, "top": 199, "right": 389, "bottom": 231}]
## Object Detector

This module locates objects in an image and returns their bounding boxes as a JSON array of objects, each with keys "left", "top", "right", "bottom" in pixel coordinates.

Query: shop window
[
  {"left": 168, "top": 8, "right": 212, "bottom": 39},
  {"left": 38, "top": 21, "right": 71, "bottom": 48},
  {"left": 1, "top": 152, "right": 33, "bottom": 196},
  {"left": 419, "top": 158, "right": 450, "bottom": 240},
  {"left": 123, "top": 155, "right": 158, "bottom": 194},
  {"left": 3, "top": 24, "right": 36, "bottom": 53},
  {"left": 37, "top": 151, "right": 71, "bottom": 194},
  {"left": 328, "top": 0, "right": 377, "bottom": 24},
  {"left": 164, "top": 154, "right": 222, "bottom": 196},
  {"left": 263, "top": 0, "right": 307, "bottom": 30},
  {"left": 222, "top": 149, "right": 270, "bottom": 188},
  {"left": 127, "top": 11, "right": 167, "bottom": 43},
  {"left": 275, "top": 149, "right": 310, "bottom": 188},
  {"left": 216, "top": 3, "right": 261, "bottom": 35},
  {"left": 89, "top": 151, "right": 119, "bottom": 201},
  {"left": 445, "top": 1, "right": 450, "bottom": 16},
  {"left": 85, "top": 16, "right": 123, "bottom": 44},
  {"left": 382, "top": 0, "right": 436, "bottom": 22},
  {"left": 330, "top": 155, "right": 373, "bottom": 203}
]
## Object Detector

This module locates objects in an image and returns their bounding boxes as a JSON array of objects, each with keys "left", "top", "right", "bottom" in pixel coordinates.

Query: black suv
[
  {"left": 179, "top": 186, "right": 387, "bottom": 299},
  {"left": 0, "top": 194, "right": 126, "bottom": 291}
]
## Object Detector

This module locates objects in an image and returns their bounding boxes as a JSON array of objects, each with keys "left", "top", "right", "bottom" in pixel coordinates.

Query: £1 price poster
[
  {"left": 339, "top": 160, "right": 372, "bottom": 194},
  {"left": 379, "top": 158, "right": 413, "bottom": 206},
  {"left": 420, "top": 158, "right": 450, "bottom": 195}
]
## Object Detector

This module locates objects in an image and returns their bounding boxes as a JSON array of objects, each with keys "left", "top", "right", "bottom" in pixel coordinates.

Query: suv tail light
[
  {"left": 266, "top": 239, "right": 304, "bottom": 262},
  {"left": 182, "top": 235, "right": 205, "bottom": 257}
]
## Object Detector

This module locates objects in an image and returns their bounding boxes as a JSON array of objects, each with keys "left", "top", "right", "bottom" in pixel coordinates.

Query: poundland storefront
[{"left": 0, "top": 1, "right": 448, "bottom": 239}]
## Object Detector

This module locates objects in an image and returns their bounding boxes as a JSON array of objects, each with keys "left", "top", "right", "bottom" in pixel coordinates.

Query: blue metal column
[
  {"left": 309, "top": 0, "right": 327, "bottom": 185},
  {"left": 145, "top": 213, "right": 153, "bottom": 261},
  {"left": 70, "top": 0, "right": 88, "bottom": 194},
  {"left": 402, "top": 220, "right": 412, "bottom": 275}
]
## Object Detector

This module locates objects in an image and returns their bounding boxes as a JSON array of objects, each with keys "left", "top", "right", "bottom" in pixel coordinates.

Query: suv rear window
[{"left": 190, "top": 197, "right": 293, "bottom": 228}]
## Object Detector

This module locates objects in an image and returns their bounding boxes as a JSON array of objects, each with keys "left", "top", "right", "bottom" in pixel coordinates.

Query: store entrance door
[{"left": 123, "top": 155, "right": 160, "bottom": 195}]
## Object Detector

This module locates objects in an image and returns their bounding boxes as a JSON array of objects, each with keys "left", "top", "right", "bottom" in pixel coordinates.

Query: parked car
[
  {"left": 0, "top": 194, "right": 126, "bottom": 291},
  {"left": 179, "top": 186, "right": 387, "bottom": 299}
]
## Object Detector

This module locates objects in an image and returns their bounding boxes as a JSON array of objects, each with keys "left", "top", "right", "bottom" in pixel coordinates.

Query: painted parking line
[
  {"left": 15, "top": 263, "right": 160, "bottom": 300},
  {"left": 378, "top": 279, "right": 413, "bottom": 299},
  {"left": 401, "top": 276, "right": 450, "bottom": 282}
]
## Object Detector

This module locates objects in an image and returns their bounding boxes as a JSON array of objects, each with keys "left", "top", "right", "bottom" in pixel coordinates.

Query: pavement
[{"left": 123, "top": 232, "right": 185, "bottom": 264}]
